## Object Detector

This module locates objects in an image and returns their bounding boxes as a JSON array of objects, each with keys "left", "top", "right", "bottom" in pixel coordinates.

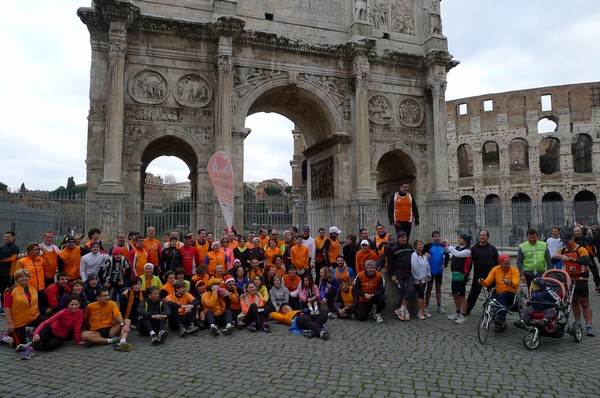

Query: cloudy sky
[{"left": 0, "top": 1, "right": 598, "bottom": 191}]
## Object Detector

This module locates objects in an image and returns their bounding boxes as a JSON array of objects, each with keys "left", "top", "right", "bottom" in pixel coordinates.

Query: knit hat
[
  {"left": 531, "top": 277, "right": 546, "bottom": 291},
  {"left": 224, "top": 276, "right": 235, "bottom": 284},
  {"left": 396, "top": 231, "right": 407, "bottom": 238},
  {"left": 211, "top": 241, "right": 220, "bottom": 249},
  {"left": 112, "top": 246, "right": 123, "bottom": 256},
  {"left": 87, "top": 273, "right": 98, "bottom": 281},
  {"left": 143, "top": 263, "right": 154, "bottom": 270},
  {"left": 458, "top": 232, "right": 472, "bottom": 244},
  {"left": 90, "top": 241, "right": 100, "bottom": 248},
  {"left": 498, "top": 254, "right": 510, "bottom": 263}
]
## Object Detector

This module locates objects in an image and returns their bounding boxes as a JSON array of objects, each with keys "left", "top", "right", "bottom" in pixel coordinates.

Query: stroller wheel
[
  {"left": 573, "top": 322, "right": 583, "bottom": 343},
  {"left": 524, "top": 330, "right": 540, "bottom": 350}
]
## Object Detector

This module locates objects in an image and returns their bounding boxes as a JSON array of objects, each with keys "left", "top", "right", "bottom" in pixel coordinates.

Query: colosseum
[{"left": 446, "top": 82, "right": 600, "bottom": 242}]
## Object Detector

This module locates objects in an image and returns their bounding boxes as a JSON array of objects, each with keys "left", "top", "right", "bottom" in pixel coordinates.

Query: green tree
[
  {"left": 19, "top": 183, "right": 26, "bottom": 193},
  {"left": 264, "top": 185, "right": 282, "bottom": 196},
  {"left": 284, "top": 186, "right": 292, "bottom": 194},
  {"left": 66, "top": 176, "right": 76, "bottom": 191},
  {"left": 0, "top": 182, "right": 7, "bottom": 192}
]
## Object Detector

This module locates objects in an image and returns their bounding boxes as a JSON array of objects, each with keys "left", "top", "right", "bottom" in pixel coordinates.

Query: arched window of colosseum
[
  {"left": 539, "top": 137, "right": 561, "bottom": 175},
  {"left": 508, "top": 139, "right": 529, "bottom": 171},
  {"left": 542, "top": 192, "right": 564, "bottom": 227},
  {"left": 572, "top": 134, "right": 593, "bottom": 173},
  {"left": 574, "top": 191, "right": 598, "bottom": 224},
  {"left": 511, "top": 193, "right": 532, "bottom": 235},
  {"left": 537, "top": 117, "right": 557, "bottom": 133},
  {"left": 484, "top": 194, "right": 502, "bottom": 227},
  {"left": 482, "top": 141, "right": 499, "bottom": 172},
  {"left": 457, "top": 144, "right": 473, "bottom": 177},
  {"left": 459, "top": 195, "right": 476, "bottom": 228}
]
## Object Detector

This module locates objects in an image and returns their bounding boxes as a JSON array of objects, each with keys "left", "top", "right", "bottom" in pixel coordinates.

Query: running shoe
[
  {"left": 374, "top": 313, "right": 384, "bottom": 323},
  {"left": 447, "top": 313, "right": 458, "bottom": 320},
  {"left": 151, "top": 334, "right": 160, "bottom": 345},
  {"left": 437, "top": 304, "right": 446, "bottom": 314},
  {"left": 114, "top": 342, "right": 132, "bottom": 352},
  {"left": 186, "top": 325, "right": 200, "bottom": 335},
  {"left": 247, "top": 323, "right": 257, "bottom": 333},
  {"left": 319, "top": 330, "right": 330, "bottom": 340},
  {"left": 20, "top": 346, "right": 35, "bottom": 360},
  {"left": 210, "top": 324, "right": 220, "bottom": 336},
  {"left": 157, "top": 330, "right": 168, "bottom": 343},
  {"left": 327, "top": 312, "right": 338, "bottom": 319},
  {"left": 301, "top": 330, "right": 314, "bottom": 338},
  {"left": 417, "top": 312, "right": 426, "bottom": 320},
  {"left": 223, "top": 323, "right": 235, "bottom": 335},
  {"left": 586, "top": 326, "right": 596, "bottom": 337},
  {"left": 455, "top": 314, "right": 467, "bottom": 325}
]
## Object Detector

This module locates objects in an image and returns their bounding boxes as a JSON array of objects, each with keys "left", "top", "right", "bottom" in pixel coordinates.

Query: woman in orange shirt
[{"left": 264, "top": 238, "right": 283, "bottom": 271}]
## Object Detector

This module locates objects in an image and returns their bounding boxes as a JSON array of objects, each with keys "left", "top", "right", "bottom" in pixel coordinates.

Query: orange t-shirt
[
  {"left": 290, "top": 245, "right": 309, "bottom": 270},
  {"left": 355, "top": 249, "right": 379, "bottom": 274},
  {"left": 84, "top": 300, "right": 121, "bottom": 330},
  {"left": 144, "top": 238, "right": 161, "bottom": 266}
]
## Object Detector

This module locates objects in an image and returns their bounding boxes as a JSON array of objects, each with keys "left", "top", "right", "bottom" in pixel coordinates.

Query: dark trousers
[
  {"left": 492, "top": 292, "right": 515, "bottom": 324},
  {"left": 393, "top": 221, "right": 413, "bottom": 240},
  {"left": 139, "top": 317, "right": 167, "bottom": 335},
  {"left": 206, "top": 309, "right": 233, "bottom": 327},
  {"left": 315, "top": 261, "right": 325, "bottom": 285},
  {"left": 166, "top": 302, "right": 197, "bottom": 329},
  {"left": 296, "top": 313, "right": 327, "bottom": 334},
  {"left": 395, "top": 272, "right": 414, "bottom": 302},
  {"left": 11, "top": 315, "right": 46, "bottom": 347},
  {"left": 324, "top": 289, "right": 337, "bottom": 311},
  {"left": 589, "top": 257, "right": 600, "bottom": 288},
  {"left": 356, "top": 294, "right": 387, "bottom": 321},
  {"left": 243, "top": 303, "right": 267, "bottom": 326},
  {"left": 289, "top": 296, "right": 300, "bottom": 310},
  {"left": 467, "top": 271, "right": 494, "bottom": 313},
  {"left": 0, "top": 274, "right": 11, "bottom": 306},
  {"left": 31, "top": 324, "right": 66, "bottom": 351}
]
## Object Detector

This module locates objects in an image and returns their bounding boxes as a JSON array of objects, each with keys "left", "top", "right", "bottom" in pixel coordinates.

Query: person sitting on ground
[
  {"left": 248, "top": 257, "right": 263, "bottom": 282},
  {"left": 193, "top": 281, "right": 208, "bottom": 329},
  {"left": 269, "top": 274, "right": 290, "bottom": 313},
  {"left": 239, "top": 281, "right": 271, "bottom": 333},
  {"left": 517, "top": 277, "right": 561, "bottom": 330},
  {"left": 477, "top": 254, "right": 520, "bottom": 332},
  {"left": 165, "top": 280, "right": 200, "bottom": 337},
  {"left": 202, "top": 277, "right": 235, "bottom": 336},
  {"left": 118, "top": 277, "right": 143, "bottom": 329},
  {"left": 160, "top": 271, "right": 176, "bottom": 299},
  {"left": 30, "top": 295, "right": 84, "bottom": 356},
  {"left": 58, "top": 279, "right": 88, "bottom": 312},
  {"left": 223, "top": 275, "right": 241, "bottom": 321},
  {"left": 283, "top": 266, "right": 302, "bottom": 310},
  {"left": 174, "top": 267, "right": 191, "bottom": 292},
  {"left": 191, "top": 264, "right": 209, "bottom": 292},
  {"left": 270, "top": 304, "right": 330, "bottom": 340},
  {"left": 137, "top": 286, "right": 171, "bottom": 345},
  {"left": 83, "top": 273, "right": 102, "bottom": 304},
  {"left": 44, "top": 271, "right": 71, "bottom": 316},
  {"left": 81, "top": 287, "right": 132, "bottom": 352},
  {"left": 300, "top": 274, "right": 321, "bottom": 314},
  {"left": 332, "top": 278, "right": 358, "bottom": 320},
  {"left": 272, "top": 255, "right": 287, "bottom": 278},
  {"left": 319, "top": 267, "right": 339, "bottom": 315},
  {"left": 354, "top": 260, "right": 386, "bottom": 323},
  {"left": 234, "top": 265, "right": 248, "bottom": 295},
  {"left": 3, "top": 268, "right": 47, "bottom": 359}
]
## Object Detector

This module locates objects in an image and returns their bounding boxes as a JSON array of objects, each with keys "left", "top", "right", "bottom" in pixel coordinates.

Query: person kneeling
[{"left": 138, "top": 286, "right": 171, "bottom": 345}]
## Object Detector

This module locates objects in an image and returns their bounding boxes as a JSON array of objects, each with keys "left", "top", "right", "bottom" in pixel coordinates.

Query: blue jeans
[{"left": 492, "top": 291, "right": 515, "bottom": 323}]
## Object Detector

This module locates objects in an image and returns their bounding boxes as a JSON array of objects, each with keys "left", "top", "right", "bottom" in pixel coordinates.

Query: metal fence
[{"left": 1, "top": 193, "right": 598, "bottom": 250}]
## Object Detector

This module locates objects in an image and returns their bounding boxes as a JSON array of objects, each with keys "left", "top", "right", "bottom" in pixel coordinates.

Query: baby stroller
[{"left": 522, "top": 269, "right": 583, "bottom": 350}]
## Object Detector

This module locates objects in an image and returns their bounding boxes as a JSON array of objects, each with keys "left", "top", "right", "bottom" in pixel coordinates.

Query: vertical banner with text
[{"left": 207, "top": 151, "right": 235, "bottom": 230}]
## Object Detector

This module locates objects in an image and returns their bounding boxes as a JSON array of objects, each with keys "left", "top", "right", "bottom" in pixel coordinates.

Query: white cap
[
  {"left": 329, "top": 226, "right": 341, "bottom": 234},
  {"left": 360, "top": 239, "right": 369, "bottom": 246}
]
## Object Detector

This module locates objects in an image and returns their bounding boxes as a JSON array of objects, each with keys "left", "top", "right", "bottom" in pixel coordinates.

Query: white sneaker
[
  {"left": 374, "top": 313, "right": 384, "bottom": 323},
  {"left": 437, "top": 305, "right": 446, "bottom": 314},
  {"left": 455, "top": 314, "right": 467, "bottom": 324},
  {"left": 417, "top": 312, "right": 426, "bottom": 320},
  {"left": 447, "top": 313, "right": 458, "bottom": 320}
]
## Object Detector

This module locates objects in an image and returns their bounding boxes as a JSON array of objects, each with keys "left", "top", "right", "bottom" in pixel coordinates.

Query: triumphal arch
[{"left": 78, "top": 0, "right": 457, "bottom": 232}]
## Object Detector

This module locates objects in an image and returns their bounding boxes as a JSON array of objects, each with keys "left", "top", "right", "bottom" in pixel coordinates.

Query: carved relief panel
[
  {"left": 398, "top": 97, "right": 423, "bottom": 127},
  {"left": 311, "top": 157, "right": 334, "bottom": 199},
  {"left": 128, "top": 70, "right": 168, "bottom": 104},
  {"left": 370, "top": 0, "right": 415, "bottom": 35},
  {"left": 368, "top": 94, "right": 393, "bottom": 124},
  {"left": 174, "top": 74, "right": 212, "bottom": 108}
]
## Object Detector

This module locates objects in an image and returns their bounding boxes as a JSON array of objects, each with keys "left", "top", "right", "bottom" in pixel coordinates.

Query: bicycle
[{"left": 477, "top": 287, "right": 527, "bottom": 344}]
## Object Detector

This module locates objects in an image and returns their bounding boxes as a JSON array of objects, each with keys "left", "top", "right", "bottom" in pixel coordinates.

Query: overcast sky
[{"left": 1, "top": 1, "right": 598, "bottom": 191}]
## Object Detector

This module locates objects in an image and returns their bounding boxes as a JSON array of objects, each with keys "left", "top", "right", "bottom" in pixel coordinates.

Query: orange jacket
[
  {"left": 17, "top": 256, "right": 46, "bottom": 291},
  {"left": 58, "top": 246, "right": 81, "bottom": 280},
  {"left": 40, "top": 244, "right": 61, "bottom": 279},
  {"left": 290, "top": 245, "right": 310, "bottom": 270},
  {"left": 202, "top": 291, "right": 226, "bottom": 316},
  {"left": 6, "top": 284, "right": 40, "bottom": 328},
  {"left": 355, "top": 249, "right": 378, "bottom": 274},
  {"left": 240, "top": 292, "right": 264, "bottom": 315}
]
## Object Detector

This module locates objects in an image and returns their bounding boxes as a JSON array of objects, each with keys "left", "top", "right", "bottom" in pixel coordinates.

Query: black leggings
[
  {"left": 31, "top": 324, "right": 66, "bottom": 351},
  {"left": 296, "top": 313, "right": 327, "bottom": 335},
  {"left": 356, "top": 294, "right": 387, "bottom": 321},
  {"left": 11, "top": 315, "right": 45, "bottom": 347},
  {"left": 243, "top": 303, "right": 267, "bottom": 326},
  {"left": 395, "top": 272, "right": 414, "bottom": 302}
]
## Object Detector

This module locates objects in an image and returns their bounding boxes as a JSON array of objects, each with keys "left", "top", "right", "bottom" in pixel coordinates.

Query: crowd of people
[{"left": 1, "top": 182, "right": 599, "bottom": 359}]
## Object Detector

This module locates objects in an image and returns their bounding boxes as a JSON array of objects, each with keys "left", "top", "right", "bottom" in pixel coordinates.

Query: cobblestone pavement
[{"left": 2, "top": 275, "right": 600, "bottom": 397}]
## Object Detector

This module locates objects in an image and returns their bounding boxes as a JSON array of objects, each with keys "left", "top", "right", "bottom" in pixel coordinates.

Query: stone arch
[
  {"left": 542, "top": 192, "right": 564, "bottom": 227},
  {"left": 509, "top": 138, "right": 529, "bottom": 171},
  {"left": 234, "top": 76, "right": 344, "bottom": 148},
  {"left": 574, "top": 190, "right": 598, "bottom": 223},
  {"left": 484, "top": 194, "right": 502, "bottom": 227},
  {"left": 539, "top": 137, "right": 561, "bottom": 175},
  {"left": 482, "top": 141, "right": 500, "bottom": 185},
  {"left": 457, "top": 144, "right": 473, "bottom": 178},
  {"left": 372, "top": 144, "right": 421, "bottom": 198},
  {"left": 375, "top": 149, "right": 418, "bottom": 199},
  {"left": 572, "top": 134, "right": 593, "bottom": 173},
  {"left": 511, "top": 193, "right": 532, "bottom": 230},
  {"left": 459, "top": 195, "right": 476, "bottom": 228}
]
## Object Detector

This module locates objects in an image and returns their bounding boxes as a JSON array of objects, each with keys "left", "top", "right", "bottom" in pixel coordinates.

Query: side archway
[
  {"left": 542, "top": 192, "right": 564, "bottom": 227},
  {"left": 574, "top": 191, "right": 598, "bottom": 224},
  {"left": 375, "top": 149, "right": 418, "bottom": 200}
]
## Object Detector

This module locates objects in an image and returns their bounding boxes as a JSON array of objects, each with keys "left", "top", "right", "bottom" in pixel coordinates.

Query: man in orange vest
[{"left": 387, "top": 181, "right": 420, "bottom": 239}]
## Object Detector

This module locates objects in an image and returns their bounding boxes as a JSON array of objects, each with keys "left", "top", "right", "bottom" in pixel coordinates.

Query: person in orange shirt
[
  {"left": 195, "top": 229, "right": 210, "bottom": 266},
  {"left": 58, "top": 236, "right": 81, "bottom": 281},
  {"left": 258, "top": 229, "right": 269, "bottom": 250},
  {"left": 202, "top": 277, "right": 235, "bottom": 336},
  {"left": 387, "top": 181, "right": 420, "bottom": 239},
  {"left": 129, "top": 236, "right": 149, "bottom": 278},
  {"left": 248, "top": 257, "right": 264, "bottom": 282},
  {"left": 355, "top": 240, "right": 379, "bottom": 274},
  {"left": 283, "top": 267, "right": 302, "bottom": 310},
  {"left": 272, "top": 255, "right": 287, "bottom": 278},
  {"left": 160, "top": 271, "right": 176, "bottom": 299},
  {"left": 17, "top": 243, "right": 46, "bottom": 296},
  {"left": 39, "top": 231, "right": 62, "bottom": 288},
  {"left": 226, "top": 231, "right": 238, "bottom": 250},
  {"left": 165, "top": 280, "right": 200, "bottom": 337},
  {"left": 204, "top": 242, "right": 227, "bottom": 276},
  {"left": 144, "top": 226, "right": 162, "bottom": 271},
  {"left": 264, "top": 238, "right": 283, "bottom": 270},
  {"left": 81, "top": 287, "right": 132, "bottom": 351},
  {"left": 290, "top": 236, "right": 310, "bottom": 277},
  {"left": 239, "top": 280, "right": 271, "bottom": 333}
]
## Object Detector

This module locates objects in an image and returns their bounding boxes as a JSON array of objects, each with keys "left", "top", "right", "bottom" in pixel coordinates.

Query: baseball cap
[
  {"left": 360, "top": 239, "right": 369, "bottom": 246},
  {"left": 329, "top": 226, "right": 341, "bottom": 234}
]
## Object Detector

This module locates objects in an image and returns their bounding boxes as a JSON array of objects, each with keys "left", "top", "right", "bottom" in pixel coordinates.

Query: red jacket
[
  {"left": 34, "top": 308, "right": 83, "bottom": 344},
  {"left": 180, "top": 245, "right": 201, "bottom": 276}
]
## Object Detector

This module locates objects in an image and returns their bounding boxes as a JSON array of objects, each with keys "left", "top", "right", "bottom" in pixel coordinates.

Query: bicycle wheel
[{"left": 478, "top": 312, "right": 490, "bottom": 344}]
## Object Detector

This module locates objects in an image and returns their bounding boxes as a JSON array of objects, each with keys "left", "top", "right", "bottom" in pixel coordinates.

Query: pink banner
[{"left": 207, "top": 151, "right": 235, "bottom": 229}]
